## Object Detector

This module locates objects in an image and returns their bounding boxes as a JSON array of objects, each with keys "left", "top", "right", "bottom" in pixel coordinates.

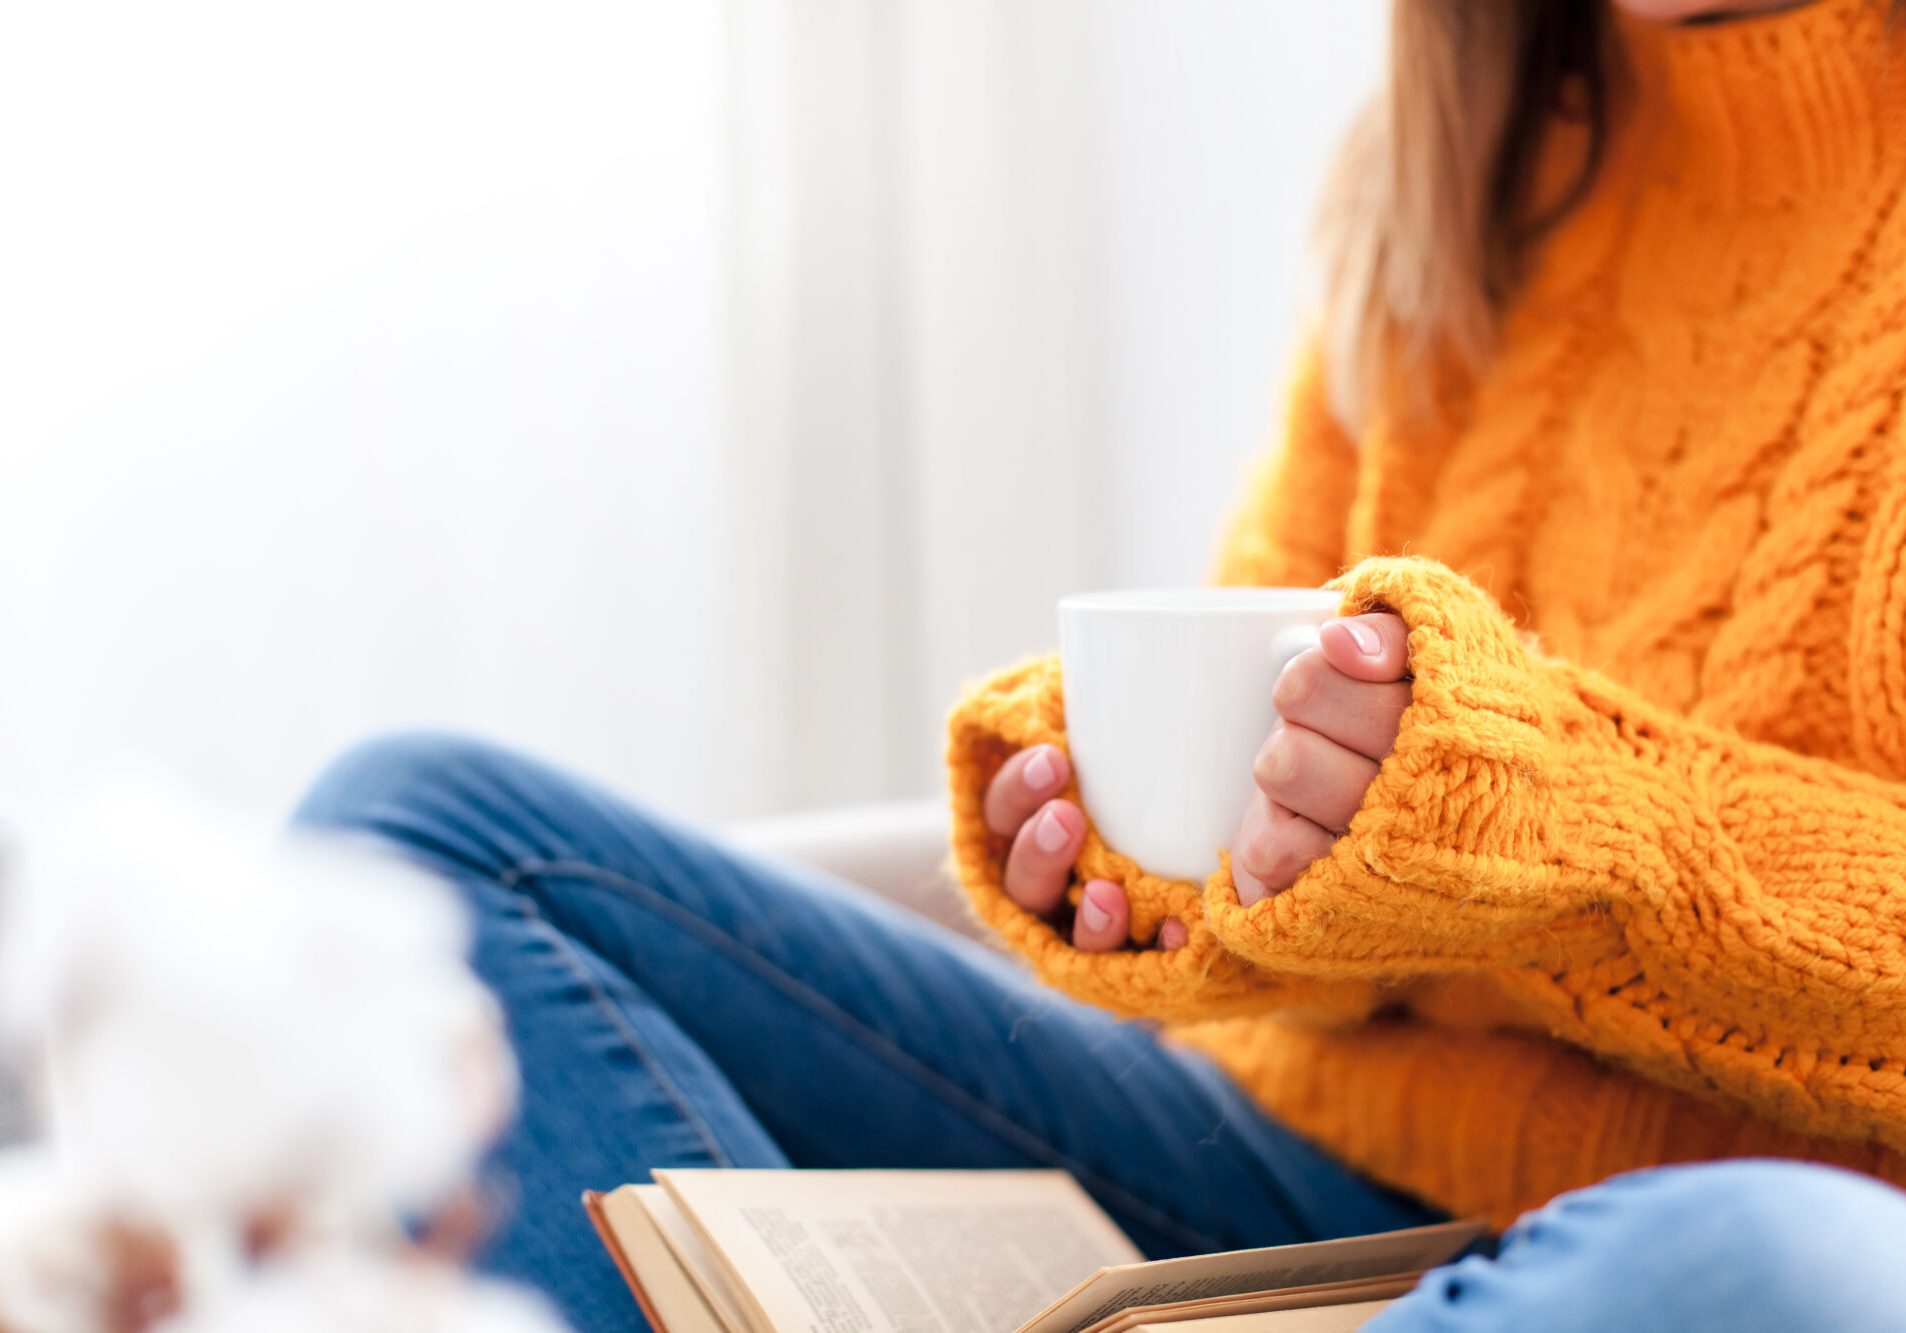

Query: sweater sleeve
[
  {"left": 1204, "top": 555, "right": 1906, "bottom": 1149},
  {"left": 945, "top": 341, "right": 1373, "bottom": 1026}
]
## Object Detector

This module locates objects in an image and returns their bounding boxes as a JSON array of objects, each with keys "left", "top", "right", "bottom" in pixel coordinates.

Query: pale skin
[
  {"left": 983, "top": 612, "right": 1411, "bottom": 952},
  {"left": 986, "top": 0, "right": 1819, "bottom": 951}
]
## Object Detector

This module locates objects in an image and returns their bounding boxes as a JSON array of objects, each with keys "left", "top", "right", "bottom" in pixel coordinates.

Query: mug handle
[{"left": 1269, "top": 622, "right": 1324, "bottom": 683}]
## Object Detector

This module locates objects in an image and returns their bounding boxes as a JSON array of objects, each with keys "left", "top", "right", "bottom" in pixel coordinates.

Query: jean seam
[
  {"left": 506, "top": 856, "right": 1228, "bottom": 1255},
  {"left": 496, "top": 878, "right": 741, "bottom": 1171}
]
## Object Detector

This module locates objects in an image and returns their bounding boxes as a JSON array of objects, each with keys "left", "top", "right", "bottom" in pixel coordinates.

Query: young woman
[{"left": 300, "top": 1, "right": 1906, "bottom": 1329}]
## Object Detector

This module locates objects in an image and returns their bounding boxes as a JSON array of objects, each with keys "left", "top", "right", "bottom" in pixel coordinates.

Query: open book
[{"left": 583, "top": 1170, "right": 1483, "bottom": 1333}]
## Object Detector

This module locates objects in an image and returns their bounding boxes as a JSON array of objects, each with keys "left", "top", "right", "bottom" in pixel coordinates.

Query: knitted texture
[
  {"left": 945, "top": 0, "right": 1906, "bottom": 1226},
  {"left": 947, "top": 656, "right": 1381, "bottom": 1027}
]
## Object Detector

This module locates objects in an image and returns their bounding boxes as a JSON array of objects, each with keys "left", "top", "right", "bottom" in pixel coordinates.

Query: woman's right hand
[{"left": 982, "top": 746, "right": 1187, "bottom": 954}]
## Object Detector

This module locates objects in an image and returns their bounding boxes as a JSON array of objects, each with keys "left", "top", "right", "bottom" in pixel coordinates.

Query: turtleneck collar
[{"left": 1613, "top": 0, "right": 1905, "bottom": 209}]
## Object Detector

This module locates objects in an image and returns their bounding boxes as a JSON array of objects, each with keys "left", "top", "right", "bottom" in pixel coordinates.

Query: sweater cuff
[
  {"left": 946, "top": 656, "right": 1379, "bottom": 1025},
  {"left": 1205, "top": 557, "right": 1624, "bottom": 979}
]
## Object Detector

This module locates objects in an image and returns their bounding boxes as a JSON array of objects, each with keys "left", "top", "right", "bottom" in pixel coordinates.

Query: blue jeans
[{"left": 295, "top": 734, "right": 1906, "bottom": 1333}]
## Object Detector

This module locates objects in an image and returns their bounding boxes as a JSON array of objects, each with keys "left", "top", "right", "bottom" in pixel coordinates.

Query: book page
[
  {"left": 1015, "top": 1219, "right": 1484, "bottom": 1333},
  {"left": 656, "top": 1169, "right": 1142, "bottom": 1333},
  {"left": 1089, "top": 1275, "right": 1419, "bottom": 1333},
  {"left": 1126, "top": 1300, "right": 1396, "bottom": 1333},
  {"left": 638, "top": 1184, "right": 758, "bottom": 1333},
  {"left": 583, "top": 1186, "right": 731, "bottom": 1333}
]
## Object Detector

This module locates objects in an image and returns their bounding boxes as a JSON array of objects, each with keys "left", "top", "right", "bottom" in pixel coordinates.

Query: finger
[
  {"left": 1003, "top": 797, "right": 1083, "bottom": 915},
  {"left": 1252, "top": 722, "right": 1380, "bottom": 834},
  {"left": 1318, "top": 612, "right": 1410, "bottom": 683},
  {"left": 1073, "top": 878, "right": 1129, "bottom": 952},
  {"left": 984, "top": 744, "right": 1071, "bottom": 837},
  {"left": 1272, "top": 648, "right": 1412, "bottom": 762},
  {"left": 1156, "top": 918, "right": 1189, "bottom": 950},
  {"left": 1231, "top": 791, "right": 1336, "bottom": 904}
]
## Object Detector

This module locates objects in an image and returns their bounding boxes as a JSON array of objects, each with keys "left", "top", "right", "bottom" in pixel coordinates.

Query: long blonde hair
[{"left": 1319, "top": 1, "right": 1613, "bottom": 427}]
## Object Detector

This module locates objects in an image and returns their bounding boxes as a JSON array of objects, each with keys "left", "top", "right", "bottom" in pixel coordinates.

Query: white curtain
[
  {"left": 0, "top": 1, "right": 1378, "bottom": 824},
  {"left": 723, "top": 0, "right": 1107, "bottom": 814}
]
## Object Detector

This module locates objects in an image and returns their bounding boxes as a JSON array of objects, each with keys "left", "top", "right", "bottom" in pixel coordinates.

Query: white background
[{"left": 0, "top": 1, "right": 1382, "bottom": 825}]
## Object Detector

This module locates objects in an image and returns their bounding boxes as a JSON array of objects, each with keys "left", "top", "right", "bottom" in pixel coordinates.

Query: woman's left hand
[
  {"left": 1229, "top": 612, "right": 1411, "bottom": 906},
  {"left": 1078, "top": 612, "right": 1412, "bottom": 951}
]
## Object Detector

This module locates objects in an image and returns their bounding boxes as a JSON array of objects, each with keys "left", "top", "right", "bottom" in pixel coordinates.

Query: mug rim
[{"left": 1058, "top": 586, "right": 1341, "bottom": 615}]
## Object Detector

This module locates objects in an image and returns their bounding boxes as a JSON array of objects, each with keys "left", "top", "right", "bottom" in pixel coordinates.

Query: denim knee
[
  {"left": 292, "top": 730, "right": 536, "bottom": 875},
  {"left": 295, "top": 730, "right": 511, "bottom": 825},
  {"left": 1368, "top": 1160, "right": 1906, "bottom": 1333}
]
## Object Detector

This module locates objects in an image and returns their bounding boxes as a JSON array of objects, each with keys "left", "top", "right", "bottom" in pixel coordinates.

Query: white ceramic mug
[{"left": 1057, "top": 587, "right": 1340, "bottom": 882}]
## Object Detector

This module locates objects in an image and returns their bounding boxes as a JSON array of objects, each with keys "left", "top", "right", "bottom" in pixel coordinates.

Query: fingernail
[
  {"left": 1158, "top": 918, "right": 1189, "bottom": 950},
  {"left": 1022, "top": 747, "right": 1057, "bottom": 791},
  {"left": 1343, "top": 619, "right": 1382, "bottom": 657},
  {"left": 1079, "top": 883, "right": 1114, "bottom": 932},
  {"left": 1034, "top": 806, "right": 1072, "bottom": 853}
]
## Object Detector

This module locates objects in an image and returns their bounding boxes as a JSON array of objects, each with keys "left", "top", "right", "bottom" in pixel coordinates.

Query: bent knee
[
  {"left": 294, "top": 730, "right": 524, "bottom": 841},
  {"left": 1533, "top": 1159, "right": 1906, "bottom": 1279},
  {"left": 1372, "top": 1161, "right": 1906, "bottom": 1333}
]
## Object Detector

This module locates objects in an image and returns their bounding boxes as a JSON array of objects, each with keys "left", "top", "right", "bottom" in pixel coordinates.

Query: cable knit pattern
[
  {"left": 945, "top": 0, "right": 1906, "bottom": 1226},
  {"left": 1213, "top": 559, "right": 1906, "bottom": 1145}
]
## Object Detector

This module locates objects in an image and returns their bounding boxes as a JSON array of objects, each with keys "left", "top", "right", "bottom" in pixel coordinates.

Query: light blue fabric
[
  {"left": 294, "top": 732, "right": 1906, "bottom": 1333},
  {"left": 1370, "top": 1159, "right": 1906, "bottom": 1333}
]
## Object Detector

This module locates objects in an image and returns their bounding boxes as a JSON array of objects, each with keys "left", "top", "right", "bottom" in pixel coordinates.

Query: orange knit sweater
[{"left": 946, "top": 0, "right": 1906, "bottom": 1228}]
